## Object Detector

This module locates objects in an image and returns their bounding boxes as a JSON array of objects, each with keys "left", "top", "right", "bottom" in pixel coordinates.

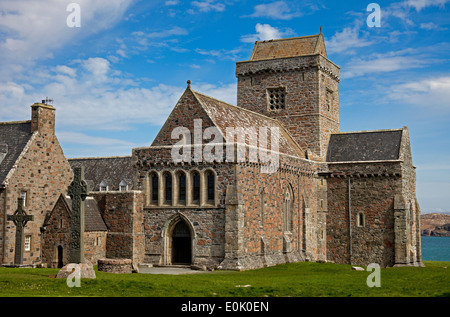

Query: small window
[
  {"left": 357, "top": 212, "right": 365, "bottom": 227},
  {"left": 164, "top": 172, "right": 172, "bottom": 203},
  {"left": 326, "top": 89, "right": 333, "bottom": 112},
  {"left": 0, "top": 143, "right": 7, "bottom": 165},
  {"left": 99, "top": 181, "right": 108, "bottom": 192},
  {"left": 94, "top": 236, "right": 100, "bottom": 246},
  {"left": 119, "top": 179, "right": 128, "bottom": 191},
  {"left": 178, "top": 172, "right": 186, "bottom": 203},
  {"left": 150, "top": 173, "right": 159, "bottom": 204},
  {"left": 20, "top": 191, "right": 27, "bottom": 206},
  {"left": 267, "top": 87, "right": 286, "bottom": 111},
  {"left": 206, "top": 171, "right": 215, "bottom": 202},
  {"left": 24, "top": 235, "right": 31, "bottom": 251},
  {"left": 192, "top": 171, "right": 200, "bottom": 203},
  {"left": 260, "top": 189, "right": 266, "bottom": 228}
]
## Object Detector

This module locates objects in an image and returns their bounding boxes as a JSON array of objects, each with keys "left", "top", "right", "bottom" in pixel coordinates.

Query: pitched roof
[
  {"left": 191, "top": 89, "right": 304, "bottom": 158},
  {"left": 68, "top": 156, "right": 134, "bottom": 191},
  {"left": 47, "top": 195, "right": 108, "bottom": 232},
  {"left": 0, "top": 121, "right": 33, "bottom": 186},
  {"left": 249, "top": 33, "right": 327, "bottom": 61},
  {"left": 326, "top": 129, "right": 403, "bottom": 162}
]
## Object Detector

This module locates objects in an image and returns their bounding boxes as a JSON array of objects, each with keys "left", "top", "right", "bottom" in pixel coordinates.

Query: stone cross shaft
[
  {"left": 67, "top": 166, "right": 88, "bottom": 263},
  {"left": 7, "top": 198, "right": 33, "bottom": 265}
]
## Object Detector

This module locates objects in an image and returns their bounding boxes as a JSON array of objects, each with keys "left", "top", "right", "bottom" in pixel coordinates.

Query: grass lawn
[{"left": 0, "top": 261, "right": 448, "bottom": 297}]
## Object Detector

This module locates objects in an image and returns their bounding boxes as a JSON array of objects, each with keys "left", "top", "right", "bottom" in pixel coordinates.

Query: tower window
[
  {"left": 267, "top": 87, "right": 286, "bottom": 111},
  {"left": 326, "top": 89, "right": 334, "bottom": 112}
]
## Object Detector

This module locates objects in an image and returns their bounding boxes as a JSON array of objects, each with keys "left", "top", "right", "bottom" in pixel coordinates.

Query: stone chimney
[{"left": 31, "top": 101, "right": 56, "bottom": 134}]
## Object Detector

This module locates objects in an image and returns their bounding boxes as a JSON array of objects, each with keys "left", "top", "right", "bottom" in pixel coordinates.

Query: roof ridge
[
  {"left": 332, "top": 128, "right": 403, "bottom": 135},
  {"left": 0, "top": 120, "right": 31, "bottom": 125},
  {"left": 191, "top": 89, "right": 282, "bottom": 124},
  {"left": 255, "top": 34, "right": 320, "bottom": 44},
  {"left": 68, "top": 155, "right": 131, "bottom": 160},
  {"left": 191, "top": 89, "right": 305, "bottom": 157}
]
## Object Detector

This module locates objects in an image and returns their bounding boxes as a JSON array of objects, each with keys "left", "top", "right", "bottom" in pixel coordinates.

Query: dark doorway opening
[
  {"left": 57, "top": 245, "right": 63, "bottom": 268},
  {"left": 171, "top": 221, "right": 191, "bottom": 265}
]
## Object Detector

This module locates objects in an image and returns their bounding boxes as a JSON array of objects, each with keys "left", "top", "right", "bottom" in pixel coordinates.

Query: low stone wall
[{"left": 97, "top": 258, "right": 132, "bottom": 274}]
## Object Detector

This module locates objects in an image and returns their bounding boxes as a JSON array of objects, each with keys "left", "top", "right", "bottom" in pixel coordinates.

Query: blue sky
[{"left": 0, "top": 0, "right": 449, "bottom": 213}]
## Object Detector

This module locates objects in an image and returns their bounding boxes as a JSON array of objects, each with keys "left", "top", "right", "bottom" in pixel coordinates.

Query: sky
[{"left": 0, "top": 0, "right": 449, "bottom": 213}]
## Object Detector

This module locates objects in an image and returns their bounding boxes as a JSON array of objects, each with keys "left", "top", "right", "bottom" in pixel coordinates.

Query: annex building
[{"left": 0, "top": 30, "right": 424, "bottom": 270}]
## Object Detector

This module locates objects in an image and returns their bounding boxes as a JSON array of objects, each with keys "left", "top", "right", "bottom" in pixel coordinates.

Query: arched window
[
  {"left": 357, "top": 212, "right": 365, "bottom": 227},
  {"left": 260, "top": 189, "right": 265, "bottom": 228},
  {"left": 283, "top": 186, "right": 293, "bottom": 232},
  {"left": 164, "top": 172, "right": 172, "bottom": 204},
  {"left": 178, "top": 172, "right": 186, "bottom": 203},
  {"left": 192, "top": 171, "right": 200, "bottom": 203},
  {"left": 206, "top": 170, "right": 215, "bottom": 202},
  {"left": 149, "top": 172, "right": 159, "bottom": 205}
]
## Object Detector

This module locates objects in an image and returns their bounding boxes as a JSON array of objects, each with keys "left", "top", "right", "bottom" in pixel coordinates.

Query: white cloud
[
  {"left": 146, "top": 26, "right": 188, "bottom": 39},
  {"left": 81, "top": 58, "right": 111, "bottom": 78},
  {"left": 241, "top": 23, "right": 294, "bottom": 43},
  {"left": 388, "top": 76, "right": 450, "bottom": 111},
  {"left": 341, "top": 54, "right": 430, "bottom": 78},
  {"left": 325, "top": 26, "right": 374, "bottom": 55},
  {"left": 404, "top": 0, "right": 450, "bottom": 11},
  {"left": 0, "top": 0, "right": 133, "bottom": 80},
  {"left": 191, "top": 82, "right": 237, "bottom": 106},
  {"left": 0, "top": 54, "right": 239, "bottom": 133},
  {"left": 245, "top": 1, "right": 301, "bottom": 20},
  {"left": 165, "top": 0, "right": 180, "bottom": 5},
  {"left": 195, "top": 47, "right": 242, "bottom": 61},
  {"left": 419, "top": 22, "right": 447, "bottom": 30},
  {"left": 190, "top": 0, "right": 226, "bottom": 13}
]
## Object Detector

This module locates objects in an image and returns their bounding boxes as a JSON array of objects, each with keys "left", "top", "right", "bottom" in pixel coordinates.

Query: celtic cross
[
  {"left": 7, "top": 198, "right": 33, "bottom": 265},
  {"left": 67, "top": 166, "right": 88, "bottom": 263}
]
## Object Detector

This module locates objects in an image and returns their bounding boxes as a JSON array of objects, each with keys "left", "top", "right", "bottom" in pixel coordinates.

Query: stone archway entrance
[{"left": 171, "top": 221, "right": 192, "bottom": 264}]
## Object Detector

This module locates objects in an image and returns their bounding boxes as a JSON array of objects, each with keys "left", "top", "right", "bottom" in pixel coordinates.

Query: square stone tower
[{"left": 236, "top": 29, "right": 340, "bottom": 161}]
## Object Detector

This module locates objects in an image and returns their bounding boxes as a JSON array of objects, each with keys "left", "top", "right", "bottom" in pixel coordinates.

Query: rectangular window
[
  {"left": 20, "top": 191, "right": 27, "bottom": 206},
  {"left": 24, "top": 235, "right": 31, "bottom": 251},
  {"left": 326, "top": 89, "right": 334, "bottom": 111},
  {"left": 179, "top": 173, "right": 186, "bottom": 202},
  {"left": 267, "top": 87, "right": 286, "bottom": 111},
  {"left": 151, "top": 175, "right": 159, "bottom": 203}
]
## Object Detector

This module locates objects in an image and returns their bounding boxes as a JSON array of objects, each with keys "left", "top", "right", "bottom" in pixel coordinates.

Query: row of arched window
[{"left": 146, "top": 169, "right": 216, "bottom": 207}]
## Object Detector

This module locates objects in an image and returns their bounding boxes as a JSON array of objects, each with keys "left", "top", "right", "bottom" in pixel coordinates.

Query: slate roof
[
  {"left": 249, "top": 33, "right": 327, "bottom": 61},
  {"left": 326, "top": 129, "right": 403, "bottom": 162},
  {"left": 0, "top": 121, "right": 33, "bottom": 186},
  {"left": 68, "top": 156, "right": 134, "bottom": 191},
  {"left": 48, "top": 195, "right": 108, "bottom": 232},
  {"left": 191, "top": 89, "right": 304, "bottom": 158}
]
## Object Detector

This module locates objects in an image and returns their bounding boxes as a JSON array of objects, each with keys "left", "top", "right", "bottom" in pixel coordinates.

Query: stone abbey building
[{"left": 0, "top": 30, "right": 423, "bottom": 270}]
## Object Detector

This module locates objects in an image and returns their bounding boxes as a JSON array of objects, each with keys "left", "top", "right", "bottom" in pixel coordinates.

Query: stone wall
[
  {"left": 326, "top": 161, "right": 403, "bottom": 267},
  {"left": 1, "top": 104, "right": 73, "bottom": 265},
  {"left": 41, "top": 195, "right": 107, "bottom": 267},
  {"left": 91, "top": 191, "right": 145, "bottom": 265},
  {"left": 98, "top": 258, "right": 132, "bottom": 274},
  {"left": 220, "top": 156, "right": 327, "bottom": 270},
  {"left": 136, "top": 162, "right": 232, "bottom": 268}
]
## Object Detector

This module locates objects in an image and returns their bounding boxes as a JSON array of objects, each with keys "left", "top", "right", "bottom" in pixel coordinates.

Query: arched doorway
[
  {"left": 57, "top": 245, "right": 64, "bottom": 268},
  {"left": 171, "top": 220, "right": 192, "bottom": 265}
]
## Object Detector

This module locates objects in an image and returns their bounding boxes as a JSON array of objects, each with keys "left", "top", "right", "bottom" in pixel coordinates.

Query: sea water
[{"left": 421, "top": 236, "right": 450, "bottom": 261}]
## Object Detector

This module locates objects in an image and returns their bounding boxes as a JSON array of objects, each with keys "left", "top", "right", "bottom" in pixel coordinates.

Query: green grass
[{"left": 0, "top": 261, "right": 448, "bottom": 297}]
